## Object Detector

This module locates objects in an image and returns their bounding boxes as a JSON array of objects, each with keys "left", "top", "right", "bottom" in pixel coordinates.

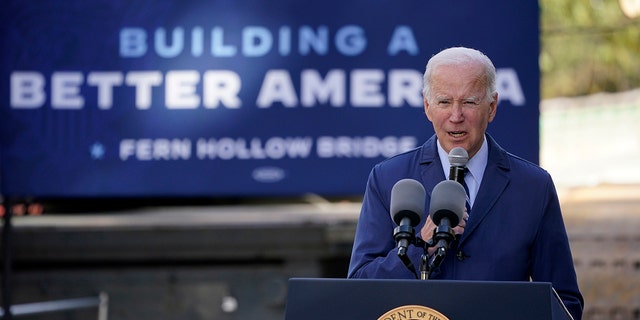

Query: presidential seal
[{"left": 378, "top": 305, "right": 450, "bottom": 320}]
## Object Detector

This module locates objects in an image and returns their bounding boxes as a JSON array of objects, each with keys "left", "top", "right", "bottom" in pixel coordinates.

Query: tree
[{"left": 540, "top": 0, "right": 640, "bottom": 98}]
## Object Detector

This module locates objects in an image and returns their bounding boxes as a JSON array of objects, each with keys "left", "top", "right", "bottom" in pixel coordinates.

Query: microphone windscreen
[
  {"left": 448, "top": 147, "right": 469, "bottom": 167},
  {"left": 429, "top": 180, "right": 466, "bottom": 226},
  {"left": 390, "top": 179, "right": 425, "bottom": 226}
]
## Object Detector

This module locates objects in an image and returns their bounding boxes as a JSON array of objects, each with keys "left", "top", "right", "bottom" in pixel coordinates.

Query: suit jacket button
[{"left": 456, "top": 251, "right": 466, "bottom": 261}]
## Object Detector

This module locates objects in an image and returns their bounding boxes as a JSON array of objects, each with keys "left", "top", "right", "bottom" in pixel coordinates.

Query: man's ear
[
  {"left": 424, "top": 97, "right": 433, "bottom": 121},
  {"left": 488, "top": 92, "right": 498, "bottom": 122}
]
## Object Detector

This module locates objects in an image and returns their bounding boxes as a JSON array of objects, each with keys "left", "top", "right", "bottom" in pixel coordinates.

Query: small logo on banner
[
  {"left": 378, "top": 305, "right": 450, "bottom": 320},
  {"left": 252, "top": 166, "right": 286, "bottom": 183}
]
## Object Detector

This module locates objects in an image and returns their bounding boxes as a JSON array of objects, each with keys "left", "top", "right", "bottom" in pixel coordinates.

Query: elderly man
[{"left": 347, "top": 47, "right": 583, "bottom": 320}]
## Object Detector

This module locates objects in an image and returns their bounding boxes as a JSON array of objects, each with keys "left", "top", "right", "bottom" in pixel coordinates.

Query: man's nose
[{"left": 449, "top": 103, "right": 465, "bottom": 121}]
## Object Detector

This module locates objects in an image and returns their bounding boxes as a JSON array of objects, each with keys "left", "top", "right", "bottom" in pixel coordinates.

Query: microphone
[
  {"left": 448, "top": 147, "right": 469, "bottom": 184},
  {"left": 429, "top": 180, "right": 466, "bottom": 251},
  {"left": 390, "top": 179, "right": 425, "bottom": 258}
]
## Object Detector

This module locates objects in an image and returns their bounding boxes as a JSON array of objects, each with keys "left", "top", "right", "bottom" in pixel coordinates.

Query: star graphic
[{"left": 90, "top": 143, "right": 105, "bottom": 160}]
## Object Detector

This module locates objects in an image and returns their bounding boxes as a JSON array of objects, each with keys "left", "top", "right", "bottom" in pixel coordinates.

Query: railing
[{"left": 0, "top": 292, "right": 108, "bottom": 319}]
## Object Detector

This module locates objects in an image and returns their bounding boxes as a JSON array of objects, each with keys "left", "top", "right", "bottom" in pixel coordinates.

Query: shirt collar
[{"left": 436, "top": 135, "right": 488, "bottom": 186}]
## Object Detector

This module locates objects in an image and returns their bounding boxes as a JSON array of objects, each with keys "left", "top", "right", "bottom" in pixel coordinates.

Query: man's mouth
[{"left": 449, "top": 131, "right": 466, "bottom": 138}]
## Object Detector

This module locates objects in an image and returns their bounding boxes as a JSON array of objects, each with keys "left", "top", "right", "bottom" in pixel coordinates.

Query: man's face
[{"left": 424, "top": 63, "right": 498, "bottom": 158}]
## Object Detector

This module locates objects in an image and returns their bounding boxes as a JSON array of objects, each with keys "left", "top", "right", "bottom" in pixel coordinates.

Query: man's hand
[{"left": 420, "top": 210, "right": 469, "bottom": 255}]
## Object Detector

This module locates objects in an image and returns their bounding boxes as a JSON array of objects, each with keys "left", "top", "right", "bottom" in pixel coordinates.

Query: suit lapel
[
  {"left": 418, "top": 135, "right": 446, "bottom": 200},
  {"left": 458, "top": 135, "right": 511, "bottom": 246},
  {"left": 417, "top": 134, "right": 511, "bottom": 246}
]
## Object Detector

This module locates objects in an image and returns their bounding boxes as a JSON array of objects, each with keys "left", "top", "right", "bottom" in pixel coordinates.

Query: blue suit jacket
[{"left": 348, "top": 134, "right": 584, "bottom": 319}]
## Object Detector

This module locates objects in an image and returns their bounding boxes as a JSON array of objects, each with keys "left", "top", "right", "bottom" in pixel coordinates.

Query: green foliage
[{"left": 540, "top": 0, "right": 640, "bottom": 98}]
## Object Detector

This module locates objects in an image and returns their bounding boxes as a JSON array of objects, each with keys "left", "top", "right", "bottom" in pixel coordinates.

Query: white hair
[{"left": 422, "top": 47, "right": 497, "bottom": 103}]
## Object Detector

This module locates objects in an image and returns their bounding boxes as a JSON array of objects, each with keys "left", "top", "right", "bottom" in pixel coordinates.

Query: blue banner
[{"left": 0, "top": 0, "right": 539, "bottom": 198}]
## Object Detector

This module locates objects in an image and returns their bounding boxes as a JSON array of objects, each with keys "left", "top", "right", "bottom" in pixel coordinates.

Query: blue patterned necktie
[{"left": 462, "top": 168, "right": 471, "bottom": 215}]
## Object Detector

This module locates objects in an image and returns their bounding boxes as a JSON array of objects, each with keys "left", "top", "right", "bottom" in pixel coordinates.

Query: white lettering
[
  {"left": 388, "top": 69, "right": 423, "bottom": 107},
  {"left": 165, "top": 70, "right": 200, "bottom": 109},
  {"left": 118, "top": 136, "right": 416, "bottom": 161},
  {"left": 196, "top": 137, "right": 313, "bottom": 160},
  {"left": 387, "top": 26, "right": 419, "bottom": 56},
  {"left": 8, "top": 68, "right": 523, "bottom": 110},
  {"left": 120, "top": 139, "right": 135, "bottom": 160},
  {"left": 87, "top": 72, "right": 124, "bottom": 109},
  {"left": 11, "top": 72, "right": 46, "bottom": 108},
  {"left": 52, "top": 72, "right": 84, "bottom": 109},
  {"left": 278, "top": 26, "right": 291, "bottom": 56},
  {"left": 351, "top": 69, "right": 385, "bottom": 107},
  {"left": 211, "top": 26, "right": 237, "bottom": 57},
  {"left": 191, "top": 27, "right": 204, "bottom": 57},
  {"left": 125, "top": 71, "right": 163, "bottom": 109},
  {"left": 316, "top": 136, "right": 417, "bottom": 158},
  {"left": 299, "top": 26, "right": 329, "bottom": 56},
  {"left": 120, "top": 25, "right": 370, "bottom": 58},
  {"left": 155, "top": 27, "right": 184, "bottom": 58},
  {"left": 334, "top": 25, "right": 366, "bottom": 56},
  {"left": 203, "top": 70, "right": 242, "bottom": 109},
  {"left": 496, "top": 68, "right": 526, "bottom": 106},
  {"left": 243, "top": 26, "right": 273, "bottom": 57},
  {"left": 256, "top": 70, "right": 298, "bottom": 108},
  {"left": 120, "top": 138, "right": 191, "bottom": 161},
  {"left": 301, "top": 69, "right": 346, "bottom": 107},
  {"left": 119, "top": 27, "right": 147, "bottom": 58}
]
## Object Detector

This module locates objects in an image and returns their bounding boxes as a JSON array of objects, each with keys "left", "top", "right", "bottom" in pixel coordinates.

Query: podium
[{"left": 285, "top": 278, "right": 573, "bottom": 320}]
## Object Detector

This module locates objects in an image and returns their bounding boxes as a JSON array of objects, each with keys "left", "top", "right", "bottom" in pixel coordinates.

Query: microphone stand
[
  {"left": 419, "top": 240, "right": 431, "bottom": 280},
  {"left": 393, "top": 224, "right": 419, "bottom": 279},
  {"left": 393, "top": 229, "right": 433, "bottom": 280},
  {"left": 394, "top": 220, "right": 456, "bottom": 280},
  {"left": 419, "top": 223, "right": 456, "bottom": 280}
]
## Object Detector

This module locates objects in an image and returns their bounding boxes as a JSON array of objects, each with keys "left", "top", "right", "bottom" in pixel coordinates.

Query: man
[{"left": 347, "top": 47, "right": 583, "bottom": 319}]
